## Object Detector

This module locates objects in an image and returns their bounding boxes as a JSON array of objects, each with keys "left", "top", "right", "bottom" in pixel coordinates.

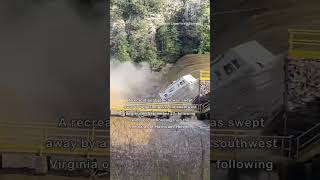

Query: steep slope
[{"left": 161, "top": 54, "right": 210, "bottom": 89}]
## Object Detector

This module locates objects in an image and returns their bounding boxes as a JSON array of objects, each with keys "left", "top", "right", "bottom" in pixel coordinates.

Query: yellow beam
[
  {"left": 200, "top": 70, "right": 210, "bottom": 81},
  {"left": 288, "top": 29, "right": 320, "bottom": 59},
  {"left": 288, "top": 50, "right": 320, "bottom": 59}
]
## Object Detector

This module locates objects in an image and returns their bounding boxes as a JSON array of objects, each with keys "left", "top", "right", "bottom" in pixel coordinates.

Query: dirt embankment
[{"left": 161, "top": 54, "right": 210, "bottom": 89}]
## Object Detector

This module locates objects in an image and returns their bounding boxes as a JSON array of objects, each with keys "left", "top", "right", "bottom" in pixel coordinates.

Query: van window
[
  {"left": 256, "top": 62, "right": 264, "bottom": 68},
  {"left": 223, "top": 63, "right": 236, "bottom": 75},
  {"left": 231, "top": 59, "right": 240, "bottom": 69}
]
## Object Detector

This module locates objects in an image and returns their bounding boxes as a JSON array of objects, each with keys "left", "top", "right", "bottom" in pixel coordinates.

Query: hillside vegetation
[{"left": 111, "top": 0, "right": 210, "bottom": 71}]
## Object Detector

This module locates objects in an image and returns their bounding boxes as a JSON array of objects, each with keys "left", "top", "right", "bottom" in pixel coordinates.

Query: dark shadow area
[{"left": 0, "top": 0, "right": 108, "bottom": 123}]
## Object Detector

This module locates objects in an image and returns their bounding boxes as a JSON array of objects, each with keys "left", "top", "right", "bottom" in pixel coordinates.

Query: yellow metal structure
[
  {"left": 200, "top": 70, "right": 210, "bottom": 81},
  {"left": 111, "top": 101, "right": 200, "bottom": 115},
  {"left": 1, "top": 122, "right": 319, "bottom": 162},
  {"left": 288, "top": 29, "right": 320, "bottom": 59},
  {"left": 0, "top": 122, "right": 109, "bottom": 157}
]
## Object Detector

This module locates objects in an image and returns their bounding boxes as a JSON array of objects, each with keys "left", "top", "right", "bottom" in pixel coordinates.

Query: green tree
[
  {"left": 157, "top": 25, "right": 182, "bottom": 63},
  {"left": 111, "top": 0, "right": 210, "bottom": 71},
  {"left": 116, "top": 37, "right": 130, "bottom": 62},
  {"left": 144, "top": 46, "right": 163, "bottom": 71},
  {"left": 197, "top": 4, "right": 210, "bottom": 53},
  {"left": 118, "top": 0, "right": 148, "bottom": 20}
]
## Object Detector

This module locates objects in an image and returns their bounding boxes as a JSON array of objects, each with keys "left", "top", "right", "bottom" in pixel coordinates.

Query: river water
[
  {"left": 111, "top": 116, "right": 210, "bottom": 180},
  {"left": 0, "top": 0, "right": 107, "bottom": 123}
]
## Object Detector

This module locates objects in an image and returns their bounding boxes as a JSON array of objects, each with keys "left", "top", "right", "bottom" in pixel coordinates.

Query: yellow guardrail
[
  {"left": 114, "top": 101, "right": 194, "bottom": 105},
  {"left": 111, "top": 101, "right": 200, "bottom": 115},
  {"left": 288, "top": 29, "right": 320, "bottom": 59},
  {"left": 200, "top": 70, "right": 210, "bottom": 81},
  {"left": 111, "top": 107, "right": 198, "bottom": 113},
  {"left": 0, "top": 123, "right": 109, "bottom": 157}
]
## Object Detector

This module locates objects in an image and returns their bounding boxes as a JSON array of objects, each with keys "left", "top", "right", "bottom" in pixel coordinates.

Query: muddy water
[
  {"left": 0, "top": 174, "right": 108, "bottom": 180},
  {"left": 111, "top": 116, "right": 210, "bottom": 180},
  {"left": 0, "top": 0, "right": 107, "bottom": 123}
]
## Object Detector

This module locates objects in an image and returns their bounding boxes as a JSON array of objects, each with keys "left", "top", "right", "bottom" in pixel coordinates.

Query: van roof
[
  {"left": 230, "top": 41, "right": 275, "bottom": 66},
  {"left": 182, "top": 74, "right": 196, "bottom": 83}
]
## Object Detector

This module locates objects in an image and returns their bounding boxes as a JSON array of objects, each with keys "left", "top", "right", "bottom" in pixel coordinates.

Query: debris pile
[
  {"left": 200, "top": 81, "right": 210, "bottom": 97},
  {"left": 287, "top": 59, "right": 320, "bottom": 110}
]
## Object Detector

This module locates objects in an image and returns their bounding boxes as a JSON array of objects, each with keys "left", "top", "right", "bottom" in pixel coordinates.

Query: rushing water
[
  {"left": 111, "top": 116, "right": 210, "bottom": 179},
  {"left": 0, "top": 1, "right": 107, "bottom": 123}
]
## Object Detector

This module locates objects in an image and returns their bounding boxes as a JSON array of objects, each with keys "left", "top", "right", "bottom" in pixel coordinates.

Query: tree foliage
[
  {"left": 197, "top": 4, "right": 210, "bottom": 53},
  {"left": 156, "top": 25, "right": 182, "bottom": 63},
  {"left": 116, "top": 37, "right": 130, "bottom": 62},
  {"left": 111, "top": 0, "right": 210, "bottom": 71}
]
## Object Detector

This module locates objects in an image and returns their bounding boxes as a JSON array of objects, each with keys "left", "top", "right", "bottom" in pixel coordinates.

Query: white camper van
[
  {"left": 159, "top": 74, "right": 197, "bottom": 100},
  {"left": 212, "top": 41, "right": 285, "bottom": 125}
]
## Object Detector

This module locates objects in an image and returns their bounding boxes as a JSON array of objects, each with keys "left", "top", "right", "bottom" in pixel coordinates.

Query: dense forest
[{"left": 111, "top": 0, "right": 210, "bottom": 71}]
